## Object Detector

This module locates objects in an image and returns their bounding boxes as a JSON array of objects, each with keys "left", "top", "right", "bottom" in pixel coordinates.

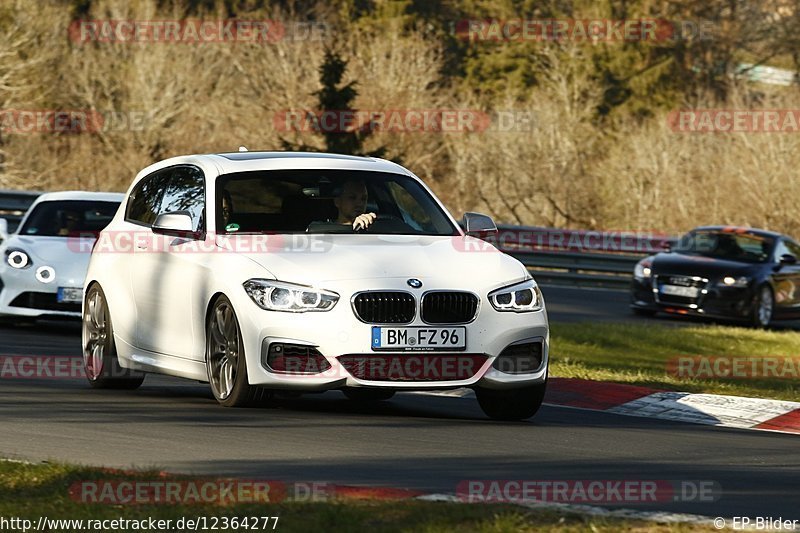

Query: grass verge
[
  {"left": 0, "top": 460, "right": 713, "bottom": 532},
  {"left": 550, "top": 322, "right": 800, "bottom": 401}
]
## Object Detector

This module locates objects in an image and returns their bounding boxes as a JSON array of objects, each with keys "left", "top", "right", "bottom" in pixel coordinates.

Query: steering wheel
[{"left": 363, "top": 214, "right": 411, "bottom": 233}]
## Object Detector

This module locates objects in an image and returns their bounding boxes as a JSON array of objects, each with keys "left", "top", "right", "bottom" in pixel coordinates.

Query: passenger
[{"left": 221, "top": 190, "right": 234, "bottom": 228}]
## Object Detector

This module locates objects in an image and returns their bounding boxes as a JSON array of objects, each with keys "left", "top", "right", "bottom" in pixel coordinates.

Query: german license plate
[
  {"left": 660, "top": 285, "right": 699, "bottom": 298},
  {"left": 371, "top": 327, "right": 466, "bottom": 351},
  {"left": 57, "top": 287, "right": 83, "bottom": 304}
]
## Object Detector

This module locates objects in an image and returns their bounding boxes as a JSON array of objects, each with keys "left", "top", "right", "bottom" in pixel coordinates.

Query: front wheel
[
  {"left": 82, "top": 284, "right": 145, "bottom": 389},
  {"left": 475, "top": 382, "right": 547, "bottom": 421},
  {"left": 206, "top": 295, "right": 266, "bottom": 407},
  {"left": 751, "top": 285, "right": 774, "bottom": 328}
]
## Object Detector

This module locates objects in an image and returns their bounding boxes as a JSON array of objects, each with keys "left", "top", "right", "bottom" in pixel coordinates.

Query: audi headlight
[
  {"left": 489, "top": 279, "right": 543, "bottom": 312},
  {"left": 5, "top": 248, "right": 32, "bottom": 269},
  {"left": 243, "top": 279, "right": 339, "bottom": 312},
  {"left": 720, "top": 276, "right": 749, "bottom": 288},
  {"left": 634, "top": 259, "right": 652, "bottom": 279}
]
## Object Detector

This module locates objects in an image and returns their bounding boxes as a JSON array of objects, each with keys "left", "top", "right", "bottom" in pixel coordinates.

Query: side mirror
[
  {"left": 0, "top": 218, "right": 7, "bottom": 243},
  {"left": 780, "top": 253, "right": 797, "bottom": 266},
  {"left": 462, "top": 212, "right": 497, "bottom": 237},
  {"left": 152, "top": 212, "right": 196, "bottom": 238}
]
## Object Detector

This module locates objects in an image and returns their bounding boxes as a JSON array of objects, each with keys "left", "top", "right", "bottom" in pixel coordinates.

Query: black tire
[
  {"left": 751, "top": 285, "right": 774, "bottom": 328},
  {"left": 342, "top": 388, "right": 396, "bottom": 402},
  {"left": 475, "top": 381, "right": 547, "bottom": 421},
  {"left": 82, "top": 284, "right": 145, "bottom": 389},
  {"left": 632, "top": 307, "right": 657, "bottom": 318},
  {"left": 206, "top": 295, "right": 268, "bottom": 407}
]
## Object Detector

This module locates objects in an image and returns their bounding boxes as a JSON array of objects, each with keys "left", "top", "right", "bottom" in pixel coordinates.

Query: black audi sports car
[{"left": 630, "top": 226, "right": 800, "bottom": 327}]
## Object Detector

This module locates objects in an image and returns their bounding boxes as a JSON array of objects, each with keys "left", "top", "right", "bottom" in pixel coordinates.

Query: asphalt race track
[{"left": 0, "top": 286, "right": 798, "bottom": 520}]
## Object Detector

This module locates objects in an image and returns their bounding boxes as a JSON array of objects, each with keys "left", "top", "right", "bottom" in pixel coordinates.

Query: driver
[{"left": 334, "top": 179, "right": 376, "bottom": 230}]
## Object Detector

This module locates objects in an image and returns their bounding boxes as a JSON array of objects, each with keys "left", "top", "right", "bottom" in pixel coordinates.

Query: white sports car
[
  {"left": 83, "top": 152, "right": 550, "bottom": 420},
  {"left": 0, "top": 191, "right": 123, "bottom": 320}
]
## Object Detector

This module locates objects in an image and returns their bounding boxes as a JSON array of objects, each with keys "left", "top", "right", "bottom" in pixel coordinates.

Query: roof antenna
[{"left": 238, "top": 146, "right": 248, "bottom": 152}]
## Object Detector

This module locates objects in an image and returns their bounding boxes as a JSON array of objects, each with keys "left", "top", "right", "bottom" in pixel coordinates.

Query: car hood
[
  {"left": 651, "top": 252, "right": 762, "bottom": 279},
  {"left": 215, "top": 234, "right": 528, "bottom": 286}
]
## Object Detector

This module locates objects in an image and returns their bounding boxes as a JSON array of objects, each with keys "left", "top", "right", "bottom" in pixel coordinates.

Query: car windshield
[
  {"left": 216, "top": 170, "right": 459, "bottom": 236},
  {"left": 19, "top": 200, "right": 120, "bottom": 237},
  {"left": 672, "top": 230, "right": 774, "bottom": 263}
]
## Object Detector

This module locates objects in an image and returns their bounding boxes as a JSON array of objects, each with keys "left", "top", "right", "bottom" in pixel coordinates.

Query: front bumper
[
  {"left": 630, "top": 277, "right": 756, "bottom": 320},
  {"left": 233, "top": 280, "right": 549, "bottom": 391},
  {"left": 0, "top": 266, "right": 84, "bottom": 318}
]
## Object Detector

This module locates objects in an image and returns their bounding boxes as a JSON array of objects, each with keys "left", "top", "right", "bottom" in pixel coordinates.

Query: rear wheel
[
  {"left": 475, "top": 381, "right": 547, "bottom": 421},
  {"left": 342, "top": 388, "right": 395, "bottom": 402},
  {"left": 751, "top": 285, "right": 774, "bottom": 328},
  {"left": 82, "top": 284, "right": 145, "bottom": 389},
  {"left": 206, "top": 296, "right": 267, "bottom": 407}
]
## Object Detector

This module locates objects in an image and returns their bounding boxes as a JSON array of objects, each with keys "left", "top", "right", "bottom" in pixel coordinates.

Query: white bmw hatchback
[
  {"left": 83, "top": 152, "right": 549, "bottom": 420},
  {"left": 0, "top": 191, "right": 123, "bottom": 320}
]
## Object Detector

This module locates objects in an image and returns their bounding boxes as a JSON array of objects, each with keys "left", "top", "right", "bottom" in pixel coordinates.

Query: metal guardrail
[{"left": 486, "top": 225, "right": 678, "bottom": 289}]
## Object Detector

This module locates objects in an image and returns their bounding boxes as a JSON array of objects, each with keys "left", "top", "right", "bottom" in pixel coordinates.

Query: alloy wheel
[
  {"left": 83, "top": 288, "right": 109, "bottom": 380},
  {"left": 208, "top": 301, "right": 240, "bottom": 400}
]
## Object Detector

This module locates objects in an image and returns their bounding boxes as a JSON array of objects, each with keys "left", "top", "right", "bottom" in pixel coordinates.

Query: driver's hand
[{"left": 353, "top": 212, "right": 377, "bottom": 230}]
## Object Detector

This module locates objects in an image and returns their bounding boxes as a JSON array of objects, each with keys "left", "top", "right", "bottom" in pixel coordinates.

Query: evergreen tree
[{"left": 282, "top": 49, "right": 386, "bottom": 157}]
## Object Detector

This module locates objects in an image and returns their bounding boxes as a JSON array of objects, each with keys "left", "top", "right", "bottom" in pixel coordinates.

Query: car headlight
[
  {"left": 488, "top": 279, "right": 543, "bottom": 312},
  {"left": 5, "top": 248, "right": 32, "bottom": 269},
  {"left": 634, "top": 259, "right": 652, "bottom": 279},
  {"left": 720, "top": 276, "right": 749, "bottom": 288},
  {"left": 243, "top": 279, "right": 339, "bottom": 313}
]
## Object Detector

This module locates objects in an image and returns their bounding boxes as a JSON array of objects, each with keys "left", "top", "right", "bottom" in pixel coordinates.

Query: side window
[
  {"left": 785, "top": 241, "right": 800, "bottom": 258},
  {"left": 126, "top": 171, "right": 169, "bottom": 226},
  {"left": 158, "top": 166, "right": 205, "bottom": 232},
  {"left": 773, "top": 239, "right": 800, "bottom": 262}
]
